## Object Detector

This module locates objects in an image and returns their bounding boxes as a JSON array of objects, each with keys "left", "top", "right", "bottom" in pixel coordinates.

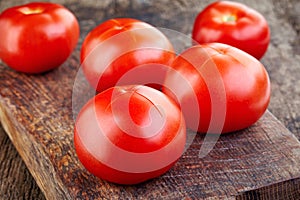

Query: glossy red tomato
[
  {"left": 192, "top": 1, "right": 270, "bottom": 60},
  {"left": 0, "top": 2, "right": 79, "bottom": 73},
  {"left": 74, "top": 85, "right": 186, "bottom": 184},
  {"left": 80, "top": 18, "right": 175, "bottom": 92},
  {"left": 163, "top": 43, "right": 270, "bottom": 134}
]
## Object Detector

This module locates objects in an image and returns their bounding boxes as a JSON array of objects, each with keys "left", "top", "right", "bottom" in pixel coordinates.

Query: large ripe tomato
[
  {"left": 163, "top": 43, "right": 270, "bottom": 134},
  {"left": 0, "top": 2, "right": 79, "bottom": 73},
  {"left": 74, "top": 85, "right": 186, "bottom": 184},
  {"left": 80, "top": 18, "right": 175, "bottom": 92},
  {"left": 192, "top": 1, "right": 270, "bottom": 60}
]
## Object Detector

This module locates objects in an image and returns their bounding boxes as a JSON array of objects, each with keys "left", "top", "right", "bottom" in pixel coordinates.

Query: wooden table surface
[{"left": 0, "top": 0, "right": 299, "bottom": 199}]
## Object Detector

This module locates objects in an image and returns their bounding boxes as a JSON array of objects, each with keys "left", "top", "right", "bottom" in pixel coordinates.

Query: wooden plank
[
  {"left": 0, "top": 125, "right": 45, "bottom": 200},
  {"left": 0, "top": 0, "right": 300, "bottom": 199},
  {"left": 237, "top": 178, "right": 300, "bottom": 200},
  {"left": 1, "top": 45, "right": 300, "bottom": 200}
]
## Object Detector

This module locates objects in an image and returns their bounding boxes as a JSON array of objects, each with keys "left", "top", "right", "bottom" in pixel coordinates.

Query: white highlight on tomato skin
[
  {"left": 81, "top": 26, "right": 174, "bottom": 90},
  {"left": 83, "top": 26, "right": 172, "bottom": 74},
  {"left": 0, "top": 20, "right": 23, "bottom": 54},
  {"left": 163, "top": 43, "right": 227, "bottom": 157},
  {"left": 75, "top": 86, "right": 186, "bottom": 173}
]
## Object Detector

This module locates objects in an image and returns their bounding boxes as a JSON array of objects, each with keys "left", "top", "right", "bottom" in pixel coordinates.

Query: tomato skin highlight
[
  {"left": 0, "top": 2, "right": 79, "bottom": 73},
  {"left": 192, "top": 1, "right": 270, "bottom": 60},
  {"left": 80, "top": 18, "right": 175, "bottom": 92},
  {"left": 163, "top": 43, "right": 271, "bottom": 134},
  {"left": 74, "top": 85, "right": 186, "bottom": 184}
]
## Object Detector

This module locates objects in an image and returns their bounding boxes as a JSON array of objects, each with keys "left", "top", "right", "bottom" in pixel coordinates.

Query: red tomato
[
  {"left": 163, "top": 43, "right": 270, "bottom": 134},
  {"left": 0, "top": 2, "right": 79, "bottom": 73},
  {"left": 192, "top": 1, "right": 270, "bottom": 60},
  {"left": 74, "top": 85, "right": 186, "bottom": 184},
  {"left": 80, "top": 18, "right": 175, "bottom": 92}
]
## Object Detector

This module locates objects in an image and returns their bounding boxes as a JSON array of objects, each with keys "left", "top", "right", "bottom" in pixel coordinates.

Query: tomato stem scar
[
  {"left": 222, "top": 15, "right": 237, "bottom": 23},
  {"left": 18, "top": 7, "right": 44, "bottom": 15}
]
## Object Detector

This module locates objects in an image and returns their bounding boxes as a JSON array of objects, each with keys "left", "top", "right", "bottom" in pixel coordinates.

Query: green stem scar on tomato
[
  {"left": 0, "top": 2, "right": 79, "bottom": 73},
  {"left": 222, "top": 15, "right": 237, "bottom": 23},
  {"left": 74, "top": 85, "right": 186, "bottom": 184},
  {"left": 192, "top": 1, "right": 270, "bottom": 60}
]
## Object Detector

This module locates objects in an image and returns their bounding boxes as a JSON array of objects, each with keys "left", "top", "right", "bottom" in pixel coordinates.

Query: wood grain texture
[
  {"left": 0, "top": 125, "right": 45, "bottom": 200},
  {"left": 237, "top": 178, "right": 300, "bottom": 200},
  {"left": 1, "top": 70, "right": 300, "bottom": 199},
  {"left": 0, "top": 0, "right": 300, "bottom": 199}
]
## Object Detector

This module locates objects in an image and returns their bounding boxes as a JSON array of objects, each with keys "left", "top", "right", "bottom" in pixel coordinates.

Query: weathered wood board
[
  {"left": 0, "top": 125, "right": 45, "bottom": 200},
  {"left": 1, "top": 63, "right": 300, "bottom": 199},
  {"left": 1, "top": 0, "right": 300, "bottom": 199}
]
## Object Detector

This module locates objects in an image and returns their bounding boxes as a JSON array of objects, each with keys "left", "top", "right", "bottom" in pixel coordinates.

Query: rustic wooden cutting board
[
  {"left": 1, "top": 62, "right": 300, "bottom": 199},
  {"left": 1, "top": 0, "right": 300, "bottom": 199}
]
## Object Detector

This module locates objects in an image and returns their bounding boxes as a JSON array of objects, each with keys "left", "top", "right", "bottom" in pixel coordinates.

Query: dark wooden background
[{"left": 0, "top": 0, "right": 299, "bottom": 199}]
